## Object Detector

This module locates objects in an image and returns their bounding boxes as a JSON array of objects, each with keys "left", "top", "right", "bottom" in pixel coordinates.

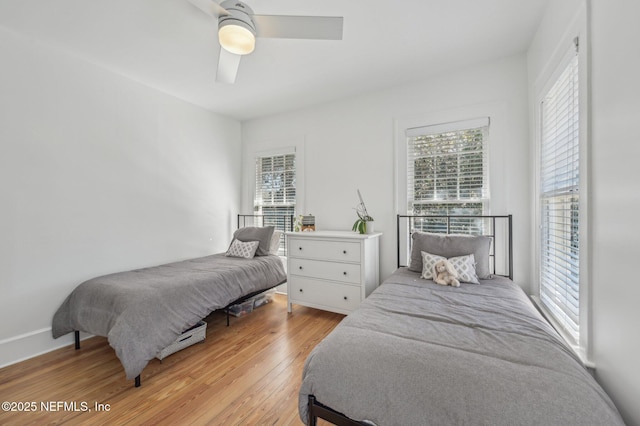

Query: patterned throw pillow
[
  {"left": 447, "top": 254, "right": 480, "bottom": 284},
  {"left": 420, "top": 251, "right": 445, "bottom": 279},
  {"left": 225, "top": 239, "right": 260, "bottom": 259},
  {"left": 420, "top": 251, "right": 480, "bottom": 284}
]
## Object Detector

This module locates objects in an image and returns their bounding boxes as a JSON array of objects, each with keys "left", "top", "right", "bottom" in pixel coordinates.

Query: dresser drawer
[
  {"left": 289, "top": 258, "right": 361, "bottom": 284},
  {"left": 288, "top": 277, "right": 361, "bottom": 312},
  {"left": 289, "top": 238, "right": 361, "bottom": 263}
]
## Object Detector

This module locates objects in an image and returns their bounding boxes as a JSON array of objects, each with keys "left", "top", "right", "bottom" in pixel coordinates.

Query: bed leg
[
  {"left": 308, "top": 395, "right": 317, "bottom": 426},
  {"left": 226, "top": 309, "right": 230, "bottom": 327},
  {"left": 134, "top": 375, "right": 141, "bottom": 387},
  {"left": 74, "top": 331, "right": 80, "bottom": 350}
]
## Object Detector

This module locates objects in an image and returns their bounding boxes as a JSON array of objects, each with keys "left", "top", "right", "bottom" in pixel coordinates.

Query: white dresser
[{"left": 286, "top": 231, "right": 381, "bottom": 315}]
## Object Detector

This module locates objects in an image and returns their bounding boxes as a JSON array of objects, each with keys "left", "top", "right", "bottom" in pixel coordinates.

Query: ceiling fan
[{"left": 188, "top": 0, "right": 343, "bottom": 84}]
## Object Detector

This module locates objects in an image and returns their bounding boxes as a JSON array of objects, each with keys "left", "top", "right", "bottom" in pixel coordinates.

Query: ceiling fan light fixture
[
  {"left": 219, "top": 20, "right": 255, "bottom": 55},
  {"left": 188, "top": 0, "right": 344, "bottom": 84}
]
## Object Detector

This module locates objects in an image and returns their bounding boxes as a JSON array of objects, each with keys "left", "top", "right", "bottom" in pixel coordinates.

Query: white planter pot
[{"left": 366, "top": 221, "right": 374, "bottom": 234}]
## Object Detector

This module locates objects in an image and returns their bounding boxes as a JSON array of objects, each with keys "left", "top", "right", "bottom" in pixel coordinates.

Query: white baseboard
[{"left": 0, "top": 327, "right": 89, "bottom": 369}]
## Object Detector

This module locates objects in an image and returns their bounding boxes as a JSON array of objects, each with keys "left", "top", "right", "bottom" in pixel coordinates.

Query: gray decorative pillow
[
  {"left": 409, "top": 232, "right": 492, "bottom": 279},
  {"left": 269, "top": 230, "right": 283, "bottom": 255},
  {"left": 225, "top": 239, "right": 259, "bottom": 259},
  {"left": 420, "top": 252, "right": 480, "bottom": 284},
  {"left": 232, "top": 226, "right": 275, "bottom": 256}
]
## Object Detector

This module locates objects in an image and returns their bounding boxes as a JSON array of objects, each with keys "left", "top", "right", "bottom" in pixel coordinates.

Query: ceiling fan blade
[
  {"left": 216, "top": 48, "right": 242, "bottom": 84},
  {"left": 253, "top": 15, "right": 343, "bottom": 40},
  {"left": 188, "top": 0, "right": 229, "bottom": 18}
]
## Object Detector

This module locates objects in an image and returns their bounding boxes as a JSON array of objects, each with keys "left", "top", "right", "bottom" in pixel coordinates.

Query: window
[
  {"left": 406, "top": 117, "right": 489, "bottom": 233},
  {"left": 254, "top": 152, "right": 296, "bottom": 254},
  {"left": 538, "top": 48, "right": 581, "bottom": 343}
]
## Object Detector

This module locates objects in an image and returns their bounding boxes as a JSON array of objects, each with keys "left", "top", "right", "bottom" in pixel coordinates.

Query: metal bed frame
[
  {"left": 307, "top": 214, "right": 513, "bottom": 425},
  {"left": 73, "top": 214, "right": 293, "bottom": 388},
  {"left": 222, "top": 214, "right": 294, "bottom": 326}
]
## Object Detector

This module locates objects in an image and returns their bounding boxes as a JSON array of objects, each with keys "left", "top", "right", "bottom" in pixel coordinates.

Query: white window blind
[
  {"left": 254, "top": 152, "right": 296, "bottom": 254},
  {"left": 539, "top": 51, "right": 580, "bottom": 342},
  {"left": 406, "top": 118, "right": 489, "bottom": 233}
]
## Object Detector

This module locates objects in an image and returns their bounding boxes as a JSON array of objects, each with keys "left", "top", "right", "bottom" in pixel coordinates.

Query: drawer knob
[
  {"left": 299, "top": 266, "right": 303, "bottom": 270},
  {"left": 343, "top": 271, "right": 347, "bottom": 275},
  {"left": 299, "top": 247, "right": 303, "bottom": 250},
  {"left": 343, "top": 296, "right": 348, "bottom": 300},
  {"left": 299, "top": 289, "right": 303, "bottom": 293},
  {"left": 343, "top": 250, "right": 347, "bottom": 254}
]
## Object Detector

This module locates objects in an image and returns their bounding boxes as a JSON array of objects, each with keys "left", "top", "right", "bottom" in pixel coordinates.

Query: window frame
[
  {"left": 253, "top": 150, "right": 297, "bottom": 216},
  {"left": 533, "top": 20, "right": 590, "bottom": 364},
  {"left": 395, "top": 105, "right": 504, "bottom": 268},
  {"left": 250, "top": 147, "right": 298, "bottom": 255},
  {"left": 405, "top": 117, "right": 490, "bottom": 220}
]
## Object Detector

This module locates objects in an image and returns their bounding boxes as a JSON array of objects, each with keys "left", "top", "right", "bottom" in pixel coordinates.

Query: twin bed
[
  {"left": 299, "top": 215, "right": 624, "bottom": 425},
  {"left": 52, "top": 215, "right": 289, "bottom": 387}
]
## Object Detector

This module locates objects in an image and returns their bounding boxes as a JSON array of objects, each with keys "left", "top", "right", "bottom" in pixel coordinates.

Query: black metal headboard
[{"left": 397, "top": 214, "right": 513, "bottom": 280}]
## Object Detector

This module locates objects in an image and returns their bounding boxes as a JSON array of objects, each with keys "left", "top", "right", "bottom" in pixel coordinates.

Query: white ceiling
[{"left": 0, "top": 0, "right": 549, "bottom": 121}]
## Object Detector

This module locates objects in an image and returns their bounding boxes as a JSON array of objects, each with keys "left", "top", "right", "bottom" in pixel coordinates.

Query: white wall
[
  {"left": 528, "top": 1, "right": 640, "bottom": 424},
  {"left": 0, "top": 28, "right": 241, "bottom": 367},
  {"left": 590, "top": 0, "right": 640, "bottom": 424},
  {"left": 242, "top": 54, "right": 531, "bottom": 289}
]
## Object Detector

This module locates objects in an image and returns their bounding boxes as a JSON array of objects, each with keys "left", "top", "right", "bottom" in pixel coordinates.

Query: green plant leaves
[{"left": 353, "top": 219, "right": 367, "bottom": 234}]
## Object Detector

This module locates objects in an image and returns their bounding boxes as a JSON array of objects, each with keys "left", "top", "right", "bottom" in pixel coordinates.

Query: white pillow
[
  {"left": 420, "top": 251, "right": 445, "bottom": 280},
  {"left": 226, "top": 239, "right": 259, "bottom": 259},
  {"left": 447, "top": 254, "right": 480, "bottom": 284},
  {"left": 420, "top": 251, "right": 480, "bottom": 284},
  {"left": 269, "top": 230, "right": 283, "bottom": 255}
]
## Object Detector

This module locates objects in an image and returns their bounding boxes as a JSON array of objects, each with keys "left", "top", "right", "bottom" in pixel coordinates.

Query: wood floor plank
[{"left": 0, "top": 295, "right": 343, "bottom": 425}]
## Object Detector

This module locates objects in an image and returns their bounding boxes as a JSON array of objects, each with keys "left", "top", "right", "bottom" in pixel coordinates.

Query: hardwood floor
[{"left": 0, "top": 295, "right": 344, "bottom": 425}]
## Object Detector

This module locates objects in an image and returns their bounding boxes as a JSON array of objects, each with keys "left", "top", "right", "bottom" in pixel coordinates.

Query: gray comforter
[
  {"left": 299, "top": 267, "right": 624, "bottom": 425},
  {"left": 52, "top": 253, "right": 286, "bottom": 380}
]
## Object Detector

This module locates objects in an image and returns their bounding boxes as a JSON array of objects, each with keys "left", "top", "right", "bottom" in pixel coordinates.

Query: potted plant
[{"left": 352, "top": 189, "right": 374, "bottom": 234}]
